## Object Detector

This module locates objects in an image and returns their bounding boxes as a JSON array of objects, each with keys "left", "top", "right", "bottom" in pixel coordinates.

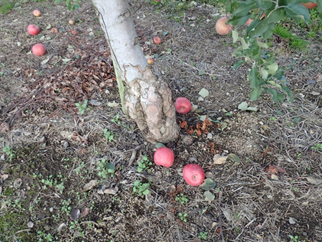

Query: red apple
[
  {"left": 33, "top": 9, "right": 41, "bottom": 17},
  {"left": 154, "top": 147, "right": 174, "bottom": 168},
  {"left": 153, "top": 36, "right": 161, "bottom": 45},
  {"left": 27, "top": 24, "right": 40, "bottom": 35},
  {"left": 182, "top": 164, "right": 205, "bottom": 186},
  {"left": 215, "top": 17, "right": 231, "bottom": 35},
  {"left": 147, "top": 58, "right": 154, "bottom": 65},
  {"left": 302, "top": 2, "right": 317, "bottom": 9},
  {"left": 32, "top": 43, "right": 46, "bottom": 56},
  {"left": 175, "top": 97, "right": 191, "bottom": 114}
]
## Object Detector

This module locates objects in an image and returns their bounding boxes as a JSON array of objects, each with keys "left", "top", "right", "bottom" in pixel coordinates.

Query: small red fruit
[
  {"left": 32, "top": 43, "right": 46, "bottom": 56},
  {"left": 153, "top": 36, "right": 161, "bottom": 45},
  {"left": 27, "top": 24, "right": 40, "bottom": 35},
  {"left": 175, "top": 97, "right": 191, "bottom": 114},
  {"left": 302, "top": 2, "right": 318, "bottom": 9},
  {"left": 154, "top": 147, "right": 174, "bottom": 168},
  {"left": 215, "top": 17, "right": 231, "bottom": 35},
  {"left": 33, "top": 9, "right": 41, "bottom": 17},
  {"left": 182, "top": 164, "right": 205, "bottom": 186},
  {"left": 147, "top": 58, "right": 154, "bottom": 65}
]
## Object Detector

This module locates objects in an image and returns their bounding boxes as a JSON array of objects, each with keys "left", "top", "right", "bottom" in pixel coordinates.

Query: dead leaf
[
  {"left": 103, "top": 187, "right": 118, "bottom": 195},
  {"left": 305, "top": 177, "right": 322, "bottom": 185},
  {"left": 213, "top": 154, "right": 228, "bottom": 164},
  {"left": 83, "top": 180, "right": 98, "bottom": 191},
  {"left": 270, "top": 174, "right": 279, "bottom": 180},
  {"left": 80, "top": 208, "right": 90, "bottom": 218}
]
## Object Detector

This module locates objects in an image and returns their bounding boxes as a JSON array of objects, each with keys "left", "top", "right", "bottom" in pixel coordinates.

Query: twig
[
  {"left": 218, "top": 191, "right": 225, "bottom": 242},
  {"left": 127, "top": 144, "right": 143, "bottom": 167}
]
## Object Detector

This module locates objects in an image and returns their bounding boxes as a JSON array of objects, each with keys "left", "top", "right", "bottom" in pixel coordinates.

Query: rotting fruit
[
  {"left": 154, "top": 147, "right": 174, "bottom": 168},
  {"left": 182, "top": 164, "right": 205, "bottom": 186},
  {"left": 147, "top": 58, "right": 154, "bottom": 65}
]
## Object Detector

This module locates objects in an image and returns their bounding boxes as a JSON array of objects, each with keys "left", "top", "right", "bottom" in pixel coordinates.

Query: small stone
[{"left": 27, "top": 221, "right": 34, "bottom": 228}]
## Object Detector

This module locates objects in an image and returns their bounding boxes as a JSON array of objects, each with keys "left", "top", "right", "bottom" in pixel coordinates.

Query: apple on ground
[
  {"left": 153, "top": 36, "right": 161, "bottom": 45},
  {"left": 32, "top": 43, "right": 46, "bottom": 56},
  {"left": 154, "top": 147, "right": 174, "bottom": 168},
  {"left": 33, "top": 9, "right": 41, "bottom": 17},
  {"left": 182, "top": 164, "right": 205, "bottom": 186},
  {"left": 215, "top": 17, "right": 231, "bottom": 35},
  {"left": 175, "top": 97, "right": 191, "bottom": 114},
  {"left": 147, "top": 58, "right": 154, "bottom": 65},
  {"left": 27, "top": 24, "right": 40, "bottom": 35}
]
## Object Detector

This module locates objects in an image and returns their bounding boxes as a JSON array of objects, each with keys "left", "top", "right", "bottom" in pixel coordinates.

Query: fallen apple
[
  {"left": 33, "top": 9, "right": 41, "bottom": 17},
  {"left": 27, "top": 24, "right": 40, "bottom": 35},
  {"left": 154, "top": 147, "right": 174, "bottom": 168},
  {"left": 175, "top": 97, "right": 191, "bottom": 114},
  {"left": 182, "top": 164, "right": 205, "bottom": 186},
  {"left": 32, "top": 43, "right": 46, "bottom": 56},
  {"left": 147, "top": 58, "right": 154, "bottom": 65},
  {"left": 215, "top": 17, "right": 231, "bottom": 35},
  {"left": 153, "top": 36, "right": 161, "bottom": 45}
]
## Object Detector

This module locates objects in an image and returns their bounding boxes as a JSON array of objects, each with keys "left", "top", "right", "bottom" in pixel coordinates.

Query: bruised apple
[
  {"left": 175, "top": 97, "right": 191, "bottom": 114},
  {"left": 215, "top": 17, "right": 231, "bottom": 35},
  {"left": 32, "top": 43, "right": 46, "bottom": 56},
  {"left": 154, "top": 147, "right": 174, "bottom": 168},
  {"left": 182, "top": 164, "right": 205, "bottom": 186}
]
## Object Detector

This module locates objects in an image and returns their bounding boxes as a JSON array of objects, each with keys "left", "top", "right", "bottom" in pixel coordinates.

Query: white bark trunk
[{"left": 92, "top": 0, "right": 179, "bottom": 143}]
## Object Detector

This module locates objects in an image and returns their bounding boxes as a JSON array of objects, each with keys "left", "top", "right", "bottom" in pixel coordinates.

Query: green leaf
[
  {"left": 200, "top": 178, "right": 216, "bottom": 190},
  {"left": 240, "top": 38, "right": 249, "bottom": 50},
  {"left": 285, "top": 3, "right": 310, "bottom": 23},
  {"left": 233, "top": 60, "right": 245, "bottom": 69},
  {"left": 228, "top": 15, "right": 251, "bottom": 26},
  {"left": 156, "top": 143, "right": 166, "bottom": 149},
  {"left": 266, "top": 8, "right": 286, "bottom": 23},
  {"left": 199, "top": 88, "right": 209, "bottom": 98},
  {"left": 232, "top": 30, "right": 239, "bottom": 43},
  {"left": 276, "top": 92, "right": 285, "bottom": 102},
  {"left": 250, "top": 87, "right": 262, "bottom": 101},
  {"left": 266, "top": 63, "right": 278, "bottom": 74},
  {"left": 204, "top": 191, "right": 215, "bottom": 202},
  {"left": 143, "top": 189, "right": 150, "bottom": 195},
  {"left": 238, "top": 101, "right": 248, "bottom": 110},
  {"left": 256, "top": 0, "right": 274, "bottom": 9},
  {"left": 227, "top": 153, "right": 241, "bottom": 162},
  {"left": 106, "top": 163, "right": 115, "bottom": 173},
  {"left": 248, "top": 18, "right": 270, "bottom": 38},
  {"left": 266, "top": 88, "right": 278, "bottom": 101},
  {"left": 232, "top": 2, "right": 257, "bottom": 17},
  {"left": 261, "top": 69, "right": 268, "bottom": 79},
  {"left": 246, "top": 106, "right": 258, "bottom": 112},
  {"left": 249, "top": 67, "right": 259, "bottom": 88},
  {"left": 256, "top": 40, "right": 268, "bottom": 49}
]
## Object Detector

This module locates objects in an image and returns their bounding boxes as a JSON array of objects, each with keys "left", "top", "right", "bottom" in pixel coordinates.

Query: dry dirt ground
[{"left": 1, "top": 1, "right": 322, "bottom": 241}]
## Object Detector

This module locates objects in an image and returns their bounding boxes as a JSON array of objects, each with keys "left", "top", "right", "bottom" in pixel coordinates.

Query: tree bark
[{"left": 92, "top": 0, "right": 179, "bottom": 143}]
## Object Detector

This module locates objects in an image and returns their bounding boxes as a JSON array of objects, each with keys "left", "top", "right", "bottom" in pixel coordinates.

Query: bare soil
[{"left": 1, "top": 1, "right": 322, "bottom": 241}]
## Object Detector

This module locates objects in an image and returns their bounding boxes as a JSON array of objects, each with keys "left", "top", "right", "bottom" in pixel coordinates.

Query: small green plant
[
  {"left": 54, "top": 0, "right": 80, "bottom": 11},
  {"left": 198, "top": 231, "right": 208, "bottom": 240},
  {"left": 175, "top": 194, "right": 189, "bottom": 205},
  {"left": 137, "top": 155, "right": 152, "bottom": 173},
  {"left": 178, "top": 212, "right": 187, "bottom": 222},
  {"left": 311, "top": 143, "right": 322, "bottom": 152},
  {"left": 97, "top": 158, "right": 115, "bottom": 179},
  {"left": 75, "top": 100, "right": 89, "bottom": 115},
  {"left": 3, "top": 145, "right": 14, "bottom": 161},
  {"left": 133, "top": 180, "right": 150, "bottom": 196},
  {"left": 0, "top": 0, "right": 15, "bottom": 14},
  {"left": 104, "top": 129, "right": 116, "bottom": 143},
  {"left": 111, "top": 113, "right": 120, "bottom": 124}
]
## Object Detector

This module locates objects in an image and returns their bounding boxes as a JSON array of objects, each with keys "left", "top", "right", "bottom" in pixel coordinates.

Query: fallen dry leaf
[
  {"left": 213, "top": 154, "right": 228, "bottom": 165},
  {"left": 83, "top": 180, "right": 98, "bottom": 191},
  {"left": 305, "top": 177, "right": 322, "bottom": 185}
]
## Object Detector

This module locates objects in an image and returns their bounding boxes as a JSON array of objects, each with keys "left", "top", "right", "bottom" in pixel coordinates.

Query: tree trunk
[{"left": 91, "top": 0, "right": 179, "bottom": 143}]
